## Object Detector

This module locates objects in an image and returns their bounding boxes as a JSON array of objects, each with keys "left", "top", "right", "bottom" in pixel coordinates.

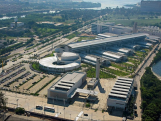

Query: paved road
[{"left": 134, "top": 43, "right": 161, "bottom": 121}]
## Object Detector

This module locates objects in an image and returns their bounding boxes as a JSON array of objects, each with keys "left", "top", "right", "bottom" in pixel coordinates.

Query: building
[
  {"left": 110, "top": 25, "right": 133, "bottom": 35},
  {"left": 66, "top": 33, "right": 148, "bottom": 53},
  {"left": 79, "top": 53, "right": 110, "bottom": 66},
  {"left": 96, "top": 33, "right": 118, "bottom": 39},
  {"left": 10, "top": 22, "right": 24, "bottom": 28},
  {"left": 54, "top": 33, "right": 148, "bottom": 63},
  {"left": 138, "top": 26, "right": 161, "bottom": 37},
  {"left": 91, "top": 22, "right": 114, "bottom": 34},
  {"left": 107, "top": 77, "right": 134, "bottom": 109},
  {"left": 91, "top": 22, "right": 133, "bottom": 35},
  {"left": 39, "top": 52, "right": 81, "bottom": 73},
  {"left": 47, "top": 71, "right": 86, "bottom": 100},
  {"left": 141, "top": 1, "right": 161, "bottom": 13}
]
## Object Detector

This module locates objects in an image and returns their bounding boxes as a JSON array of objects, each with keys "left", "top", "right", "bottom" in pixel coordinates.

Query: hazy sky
[{"left": 83, "top": 0, "right": 141, "bottom": 8}]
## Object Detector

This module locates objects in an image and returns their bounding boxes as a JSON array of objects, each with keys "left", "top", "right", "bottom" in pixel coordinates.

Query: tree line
[{"left": 140, "top": 67, "right": 161, "bottom": 121}]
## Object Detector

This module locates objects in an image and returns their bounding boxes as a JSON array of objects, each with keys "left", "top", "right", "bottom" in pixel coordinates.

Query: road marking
[
  {"left": 75, "top": 111, "right": 83, "bottom": 121},
  {"left": 55, "top": 112, "right": 60, "bottom": 117}
]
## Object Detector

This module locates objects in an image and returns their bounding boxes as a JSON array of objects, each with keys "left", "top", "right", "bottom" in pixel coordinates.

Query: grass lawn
[
  {"left": 105, "top": 67, "right": 129, "bottom": 76},
  {"left": 77, "top": 36, "right": 96, "bottom": 41},
  {"left": 87, "top": 68, "right": 116, "bottom": 78},
  {"left": 65, "top": 19, "right": 75, "bottom": 24},
  {"left": 32, "top": 63, "right": 41, "bottom": 71},
  {"left": 108, "top": 18, "right": 161, "bottom": 26},
  {"left": 65, "top": 32, "right": 78, "bottom": 39},
  {"left": 111, "top": 63, "right": 127, "bottom": 70},
  {"left": 45, "top": 52, "right": 55, "bottom": 57}
]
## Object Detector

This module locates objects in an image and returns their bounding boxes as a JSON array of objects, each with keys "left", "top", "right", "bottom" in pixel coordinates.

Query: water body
[
  {"left": 152, "top": 61, "right": 161, "bottom": 77},
  {"left": 84, "top": 0, "right": 141, "bottom": 8}
]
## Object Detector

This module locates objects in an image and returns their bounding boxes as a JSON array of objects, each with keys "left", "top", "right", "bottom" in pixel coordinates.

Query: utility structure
[
  {"left": 96, "top": 58, "right": 100, "bottom": 80},
  {"left": 133, "top": 22, "right": 138, "bottom": 33},
  {"left": 1, "top": 60, "right": 4, "bottom": 72}
]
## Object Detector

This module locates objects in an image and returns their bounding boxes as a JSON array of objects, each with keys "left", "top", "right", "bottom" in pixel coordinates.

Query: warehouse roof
[
  {"left": 108, "top": 77, "right": 134, "bottom": 102},
  {"left": 49, "top": 72, "right": 86, "bottom": 92},
  {"left": 68, "top": 33, "right": 148, "bottom": 49}
]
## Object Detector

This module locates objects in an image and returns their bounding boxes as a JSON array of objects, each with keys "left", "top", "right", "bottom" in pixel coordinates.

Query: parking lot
[{"left": 0, "top": 63, "right": 56, "bottom": 96}]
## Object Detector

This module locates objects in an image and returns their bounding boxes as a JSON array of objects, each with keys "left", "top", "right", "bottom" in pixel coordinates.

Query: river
[
  {"left": 152, "top": 61, "right": 161, "bottom": 77},
  {"left": 84, "top": 0, "right": 141, "bottom": 8}
]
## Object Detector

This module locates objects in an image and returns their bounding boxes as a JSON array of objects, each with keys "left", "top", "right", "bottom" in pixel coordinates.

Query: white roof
[
  {"left": 68, "top": 33, "right": 148, "bottom": 49},
  {"left": 95, "top": 50, "right": 122, "bottom": 59},
  {"left": 39, "top": 56, "right": 80, "bottom": 69},
  {"left": 80, "top": 54, "right": 97, "bottom": 62},
  {"left": 61, "top": 52, "right": 78, "bottom": 58}
]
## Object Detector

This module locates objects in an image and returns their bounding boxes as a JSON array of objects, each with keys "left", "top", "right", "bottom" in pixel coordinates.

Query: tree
[
  {"left": 0, "top": 91, "right": 7, "bottom": 109},
  {"left": 15, "top": 107, "right": 25, "bottom": 115}
]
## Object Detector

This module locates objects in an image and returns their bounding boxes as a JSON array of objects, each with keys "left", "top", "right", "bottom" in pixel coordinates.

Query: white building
[
  {"left": 110, "top": 26, "right": 133, "bottom": 35},
  {"left": 47, "top": 71, "right": 87, "bottom": 100},
  {"left": 39, "top": 52, "right": 81, "bottom": 73},
  {"left": 91, "top": 22, "right": 133, "bottom": 35},
  {"left": 91, "top": 22, "right": 114, "bottom": 34},
  {"left": 107, "top": 77, "right": 134, "bottom": 109}
]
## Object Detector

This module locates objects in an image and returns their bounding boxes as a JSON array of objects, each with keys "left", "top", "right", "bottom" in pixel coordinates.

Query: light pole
[
  {"left": 63, "top": 99, "right": 65, "bottom": 118},
  {"left": 103, "top": 115, "right": 105, "bottom": 120},
  {"left": 17, "top": 99, "right": 19, "bottom": 107},
  {"left": 70, "top": 114, "right": 71, "bottom": 120}
]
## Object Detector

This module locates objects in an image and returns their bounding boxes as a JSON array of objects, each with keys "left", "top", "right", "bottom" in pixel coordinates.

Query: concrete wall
[
  {"left": 48, "top": 89, "right": 68, "bottom": 100},
  {"left": 107, "top": 98, "right": 126, "bottom": 109}
]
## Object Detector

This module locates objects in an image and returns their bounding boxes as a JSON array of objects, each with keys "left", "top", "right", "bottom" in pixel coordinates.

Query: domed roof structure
[
  {"left": 61, "top": 52, "right": 79, "bottom": 61},
  {"left": 39, "top": 52, "right": 81, "bottom": 73}
]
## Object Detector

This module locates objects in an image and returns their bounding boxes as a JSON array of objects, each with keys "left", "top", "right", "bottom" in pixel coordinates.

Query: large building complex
[
  {"left": 107, "top": 77, "right": 134, "bottom": 109},
  {"left": 54, "top": 33, "right": 151, "bottom": 63},
  {"left": 66, "top": 33, "right": 148, "bottom": 53},
  {"left": 91, "top": 22, "right": 133, "bottom": 34},
  {"left": 141, "top": 0, "right": 161, "bottom": 13}
]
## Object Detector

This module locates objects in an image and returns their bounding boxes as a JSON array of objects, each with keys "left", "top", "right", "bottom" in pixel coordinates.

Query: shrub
[
  {"left": 86, "top": 103, "right": 90, "bottom": 108},
  {"left": 15, "top": 107, "right": 25, "bottom": 115}
]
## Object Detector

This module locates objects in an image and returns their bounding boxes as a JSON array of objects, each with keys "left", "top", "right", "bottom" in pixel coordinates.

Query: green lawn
[
  {"left": 105, "top": 67, "right": 129, "bottom": 76},
  {"left": 87, "top": 68, "right": 116, "bottom": 78},
  {"left": 108, "top": 18, "right": 161, "bottom": 26},
  {"left": 32, "top": 63, "right": 41, "bottom": 71},
  {"left": 65, "top": 32, "right": 78, "bottom": 39},
  {"left": 45, "top": 51, "right": 55, "bottom": 57},
  {"left": 111, "top": 63, "right": 127, "bottom": 70}
]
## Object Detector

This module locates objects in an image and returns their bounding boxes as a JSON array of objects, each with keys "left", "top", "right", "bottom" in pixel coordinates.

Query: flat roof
[
  {"left": 112, "top": 25, "right": 132, "bottom": 29},
  {"left": 111, "top": 90, "right": 129, "bottom": 95},
  {"left": 94, "top": 53, "right": 117, "bottom": 61},
  {"left": 80, "top": 54, "right": 97, "bottom": 62},
  {"left": 115, "top": 82, "right": 131, "bottom": 87},
  {"left": 109, "top": 93, "right": 127, "bottom": 99},
  {"left": 116, "top": 80, "right": 132, "bottom": 84},
  {"left": 95, "top": 50, "right": 122, "bottom": 59},
  {"left": 112, "top": 87, "right": 129, "bottom": 92},
  {"left": 114, "top": 85, "right": 130, "bottom": 89},
  {"left": 118, "top": 77, "right": 133, "bottom": 81},
  {"left": 49, "top": 72, "right": 86, "bottom": 92},
  {"left": 68, "top": 33, "right": 148, "bottom": 49}
]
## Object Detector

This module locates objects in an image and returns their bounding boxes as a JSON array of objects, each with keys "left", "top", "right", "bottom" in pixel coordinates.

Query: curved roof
[
  {"left": 61, "top": 52, "right": 78, "bottom": 58},
  {"left": 39, "top": 56, "right": 80, "bottom": 69},
  {"left": 68, "top": 33, "right": 148, "bottom": 49}
]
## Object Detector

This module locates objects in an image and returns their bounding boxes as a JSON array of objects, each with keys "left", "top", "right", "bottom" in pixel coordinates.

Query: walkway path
[{"left": 134, "top": 42, "right": 161, "bottom": 121}]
